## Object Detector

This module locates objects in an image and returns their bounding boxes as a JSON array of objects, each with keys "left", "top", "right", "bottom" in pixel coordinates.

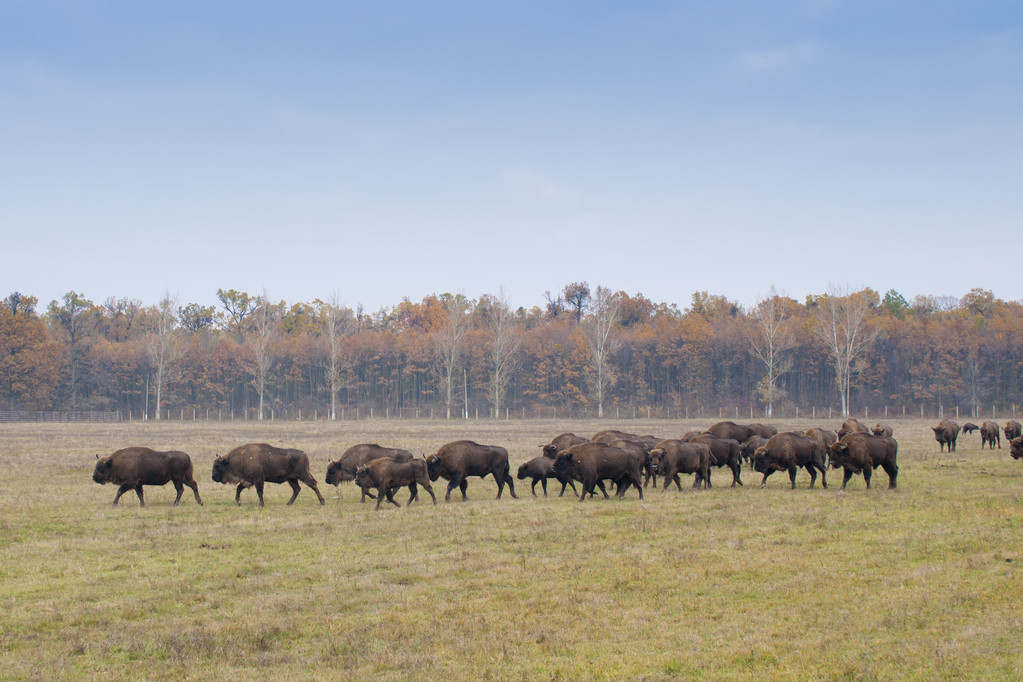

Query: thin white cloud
[
  {"left": 736, "top": 41, "right": 822, "bottom": 73},
  {"left": 500, "top": 166, "right": 563, "bottom": 198}
]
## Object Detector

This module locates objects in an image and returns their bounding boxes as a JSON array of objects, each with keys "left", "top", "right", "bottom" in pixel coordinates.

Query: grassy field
[{"left": 1, "top": 417, "right": 1021, "bottom": 680}]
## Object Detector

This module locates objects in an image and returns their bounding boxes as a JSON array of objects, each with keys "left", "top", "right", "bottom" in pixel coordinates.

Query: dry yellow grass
[{"left": 1, "top": 417, "right": 1021, "bottom": 680}]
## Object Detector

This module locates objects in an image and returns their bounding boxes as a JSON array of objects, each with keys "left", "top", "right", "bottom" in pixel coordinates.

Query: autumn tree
[
  {"left": 810, "top": 285, "right": 879, "bottom": 417},
  {"left": 746, "top": 286, "right": 795, "bottom": 417},
  {"left": 248, "top": 292, "right": 281, "bottom": 420},
  {"left": 583, "top": 286, "right": 621, "bottom": 418},
  {"left": 480, "top": 290, "right": 522, "bottom": 417},
  {"left": 145, "top": 292, "right": 180, "bottom": 420},
  {"left": 433, "top": 293, "right": 476, "bottom": 419},
  {"left": 316, "top": 293, "right": 353, "bottom": 420},
  {"left": 563, "top": 282, "right": 591, "bottom": 323},
  {"left": 0, "top": 293, "right": 58, "bottom": 410},
  {"left": 47, "top": 290, "right": 95, "bottom": 411}
]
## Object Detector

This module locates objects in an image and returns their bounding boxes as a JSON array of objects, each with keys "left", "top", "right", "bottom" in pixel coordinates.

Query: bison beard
[
  {"left": 93, "top": 447, "right": 203, "bottom": 507},
  {"left": 212, "top": 443, "right": 325, "bottom": 507}
]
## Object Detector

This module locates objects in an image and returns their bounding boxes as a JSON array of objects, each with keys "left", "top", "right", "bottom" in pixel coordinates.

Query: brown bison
[
  {"left": 753, "top": 432, "right": 827, "bottom": 489},
  {"left": 704, "top": 421, "right": 753, "bottom": 442},
  {"left": 1003, "top": 421, "right": 1021, "bottom": 442},
  {"left": 804, "top": 427, "right": 839, "bottom": 453},
  {"left": 93, "top": 447, "right": 202, "bottom": 507},
  {"left": 517, "top": 456, "right": 579, "bottom": 497},
  {"left": 836, "top": 417, "right": 869, "bottom": 439},
  {"left": 591, "top": 429, "right": 642, "bottom": 444},
  {"left": 353, "top": 458, "right": 436, "bottom": 510},
  {"left": 828, "top": 432, "right": 898, "bottom": 490},
  {"left": 980, "top": 421, "right": 1001, "bottom": 449},
  {"left": 552, "top": 441, "right": 644, "bottom": 501},
  {"left": 740, "top": 435, "right": 770, "bottom": 465},
  {"left": 211, "top": 443, "right": 325, "bottom": 507},
  {"left": 961, "top": 422, "right": 980, "bottom": 434},
  {"left": 324, "top": 444, "right": 414, "bottom": 502},
  {"left": 607, "top": 438, "right": 659, "bottom": 488},
  {"left": 688, "top": 434, "right": 743, "bottom": 486},
  {"left": 425, "top": 440, "right": 517, "bottom": 502},
  {"left": 932, "top": 419, "right": 960, "bottom": 452},
  {"left": 647, "top": 440, "right": 711, "bottom": 491},
  {"left": 541, "top": 432, "right": 589, "bottom": 458},
  {"left": 871, "top": 423, "right": 893, "bottom": 438},
  {"left": 1011, "top": 437, "right": 1023, "bottom": 460},
  {"left": 747, "top": 423, "right": 779, "bottom": 439}
]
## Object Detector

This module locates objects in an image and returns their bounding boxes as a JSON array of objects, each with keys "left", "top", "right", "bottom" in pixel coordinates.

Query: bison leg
[
  {"left": 760, "top": 470, "right": 774, "bottom": 489},
  {"left": 285, "top": 479, "right": 302, "bottom": 505},
  {"left": 359, "top": 485, "right": 378, "bottom": 502},
  {"left": 407, "top": 481, "right": 419, "bottom": 505},
  {"left": 530, "top": 478, "right": 540, "bottom": 496},
  {"left": 885, "top": 463, "right": 898, "bottom": 489},
  {"left": 235, "top": 483, "right": 246, "bottom": 505},
  {"left": 540, "top": 477, "right": 548, "bottom": 496},
  {"left": 186, "top": 479, "right": 203, "bottom": 506},
  {"left": 841, "top": 469, "right": 854, "bottom": 490},
  {"left": 381, "top": 486, "right": 401, "bottom": 509},
  {"left": 862, "top": 467, "right": 872, "bottom": 489},
  {"left": 731, "top": 464, "right": 743, "bottom": 487},
  {"left": 134, "top": 484, "right": 146, "bottom": 507},
  {"left": 504, "top": 473, "right": 517, "bottom": 499},
  {"left": 255, "top": 481, "right": 267, "bottom": 507},
  {"left": 172, "top": 480, "right": 185, "bottom": 505},
  {"left": 301, "top": 477, "right": 326, "bottom": 505},
  {"left": 444, "top": 477, "right": 466, "bottom": 502},
  {"left": 111, "top": 483, "right": 135, "bottom": 507}
]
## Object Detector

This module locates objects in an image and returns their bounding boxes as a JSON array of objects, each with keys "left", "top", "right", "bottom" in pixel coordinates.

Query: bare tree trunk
[
  {"left": 434, "top": 294, "right": 475, "bottom": 420},
  {"left": 583, "top": 286, "right": 620, "bottom": 419},
  {"left": 484, "top": 290, "right": 522, "bottom": 419},
  {"left": 811, "top": 285, "right": 878, "bottom": 418},
  {"left": 250, "top": 293, "right": 280, "bottom": 421},
  {"left": 747, "top": 286, "right": 794, "bottom": 418}
]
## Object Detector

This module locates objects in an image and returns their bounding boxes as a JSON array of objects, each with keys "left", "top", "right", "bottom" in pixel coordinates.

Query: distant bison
[
  {"left": 354, "top": 458, "right": 436, "bottom": 510},
  {"left": 93, "top": 447, "right": 202, "bottom": 507},
  {"left": 426, "top": 440, "right": 517, "bottom": 502},
  {"left": 803, "top": 427, "right": 839, "bottom": 453},
  {"left": 704, "top": 421, "right": 753, "bottom": 443},
  {"left": 837, "top": 418, "right": 869, "bottom": 439},
  {"left": 541, "top": 432, "right": 589, "bottom": 458},
  {"left": 980, "top": 421, "right": 1001, "bottom": 450},
  {"left": 688, "top": 434, "right": 742, "bottom": 487},
  {"left": 324, "top": 444, "right": 414, "bottom": 502},
  {"left": 1003, "top": 421, "right": 1021, "bottom": 442},
  {"left": 517, "top": 456, "right": 578, "bottom": 497},
  {"left": 828, "top": 433, "right": 898, "bottom": 490},
  {"left": 932, "top": 419, "right": 960, "bottom": 452},
  {"left": 740, "top": 435, "right": 770, "bottom": 465},
  {"left": 747, "top": 423, "right": 779, "bottom": 439},
  {"left": 647, "top": 440, "right": 711, "bottom": 491},
  {"left": 212, "top": 443, "right": 325, "bottom": 507},
  {"left": 753, "top": 432, "right": 827, "bottom": 489},
  {"left": 961, "top": 422, "right": 980, "bottom": 434},
  {"left": 553, "top": 441, "right": 644, "bottom": 501},
  {"left": 871, "top": 423, "right": 893, "bottom": 438},
  {"left": 1011, "top": 437, "right": 1023, "bottom": 460}
]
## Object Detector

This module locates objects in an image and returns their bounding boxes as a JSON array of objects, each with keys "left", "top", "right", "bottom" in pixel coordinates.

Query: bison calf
[
  {"left": 517, "top": 456, "right": 578, "bottom": 497},
  {"left": 354, "top": 458, "right": 436, "bottom": 510},
  {"left": 325, "top": 444, "right": 414, "bottom": 502},
  {"left": 93, "top": 447, "right": 202, "bottom": 507}
]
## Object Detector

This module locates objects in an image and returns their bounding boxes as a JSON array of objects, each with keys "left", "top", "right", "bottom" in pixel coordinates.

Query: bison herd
[{"left": 91, "top": 417, "right": 1023, "bottom": 508}]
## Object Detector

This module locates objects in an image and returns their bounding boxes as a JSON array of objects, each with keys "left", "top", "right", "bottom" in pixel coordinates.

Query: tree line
[{"left": 1, "top": 284, "right": 1021, "bottom": 420}]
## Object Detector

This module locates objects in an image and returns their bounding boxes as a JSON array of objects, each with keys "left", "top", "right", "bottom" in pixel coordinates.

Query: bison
[
  {"left": 425, "top": 440, "right": 517, "bottom": 502},
  {"left": 354, "top": 458, "right": 436, "bottom": 510},
  {"left": 688, "top": 434, "right": 743, "bottom": 487},
  {"left": 740, "top": 435, "right": 770, "bottom": 465},
  {"left": 324, "top": 444, "right": 414, "bottom": 502},
  {"left": 871, "top": 423, "right": 893, "bottom": 438},
  {"left": 1011, "top": 437, "right": 1023, "bottom": 460},
  {"left": 517, "top": 456, "right": 579, "bottom": 497},
  {"left": 93, "top": 447, "right": 202, "bottom": 507},
  {"left": 552, "top": 441, "right": 644, "bottom": 501},
  {"left": 541, "top": 432, "right": 589, "bottom": 458},
  {"left": 828, "top": 432, "right": 898, "bottom": 490},
  {"left": 980, "top": 421, "right": 1001, "bottom": 449},
  {"left": 961, "top": 422, "right": 980, "bottom": 434},
  {"left": 804, "top": 427, "right": 839, "bottom": 453},
  {"left": 747, "top": 423, "right": 779, "bottom": 439},
  {"left": 752, "top": 432, "right": 827, "bottom": 489},
  {"left": 1003, "top": 421, "right": 1021, "bottom": 443},
  {"left": 932, "top": 418, "right": 960, "bottom": 452},
  {"left": 836, "top": 417, "right": 869, "bottom": 439},
  {"left": 704, "top": 421, "right": 753, "bottom": 443},
  {"left": 647, "top": 440, "right": 711, "bottom": 491},
  {"left": 211, "top": 443, "right": 325, "bottom": 507}
]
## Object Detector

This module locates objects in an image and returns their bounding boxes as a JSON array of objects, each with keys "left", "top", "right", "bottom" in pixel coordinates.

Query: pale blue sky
[{"left": 3, "top": 1, "right": 1021, "bottom": 313}]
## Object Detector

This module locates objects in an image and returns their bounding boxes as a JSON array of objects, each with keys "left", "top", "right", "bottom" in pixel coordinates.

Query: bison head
[
  {"left": 541, "top": 444, "right": 558, "bottom": 459},
  {"left": 752, "top": 447, "right": 769, "bottom": 473},
  {"left": 324, "top": 459, "right": 349, "bottom": 486},
  {"left": 552, "top": 451, "right": 574, "bottom": 477},
  {"left": 92, "top": 455, "right": 113, "bottom": 484},
  {"left": 516, "top": 463, "right": 529, "bottom": 480},
  {"left": 211, "top": 455, "right": 229, "bottom": 483},
  {"left": 353, "top": 465, "right": 372, "bottom": 489},
  {"left": 647, "top": 448, "right": 665, "bottom": 473},
  {"left": 1011, "top": 437, "right": 1023, "bottom": 460},
  {"left": 425, "top": 455, "right": 442, "bottom": 481},
  {"left": 828, "top": 441, "right": 850, "bottom": 469}
]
